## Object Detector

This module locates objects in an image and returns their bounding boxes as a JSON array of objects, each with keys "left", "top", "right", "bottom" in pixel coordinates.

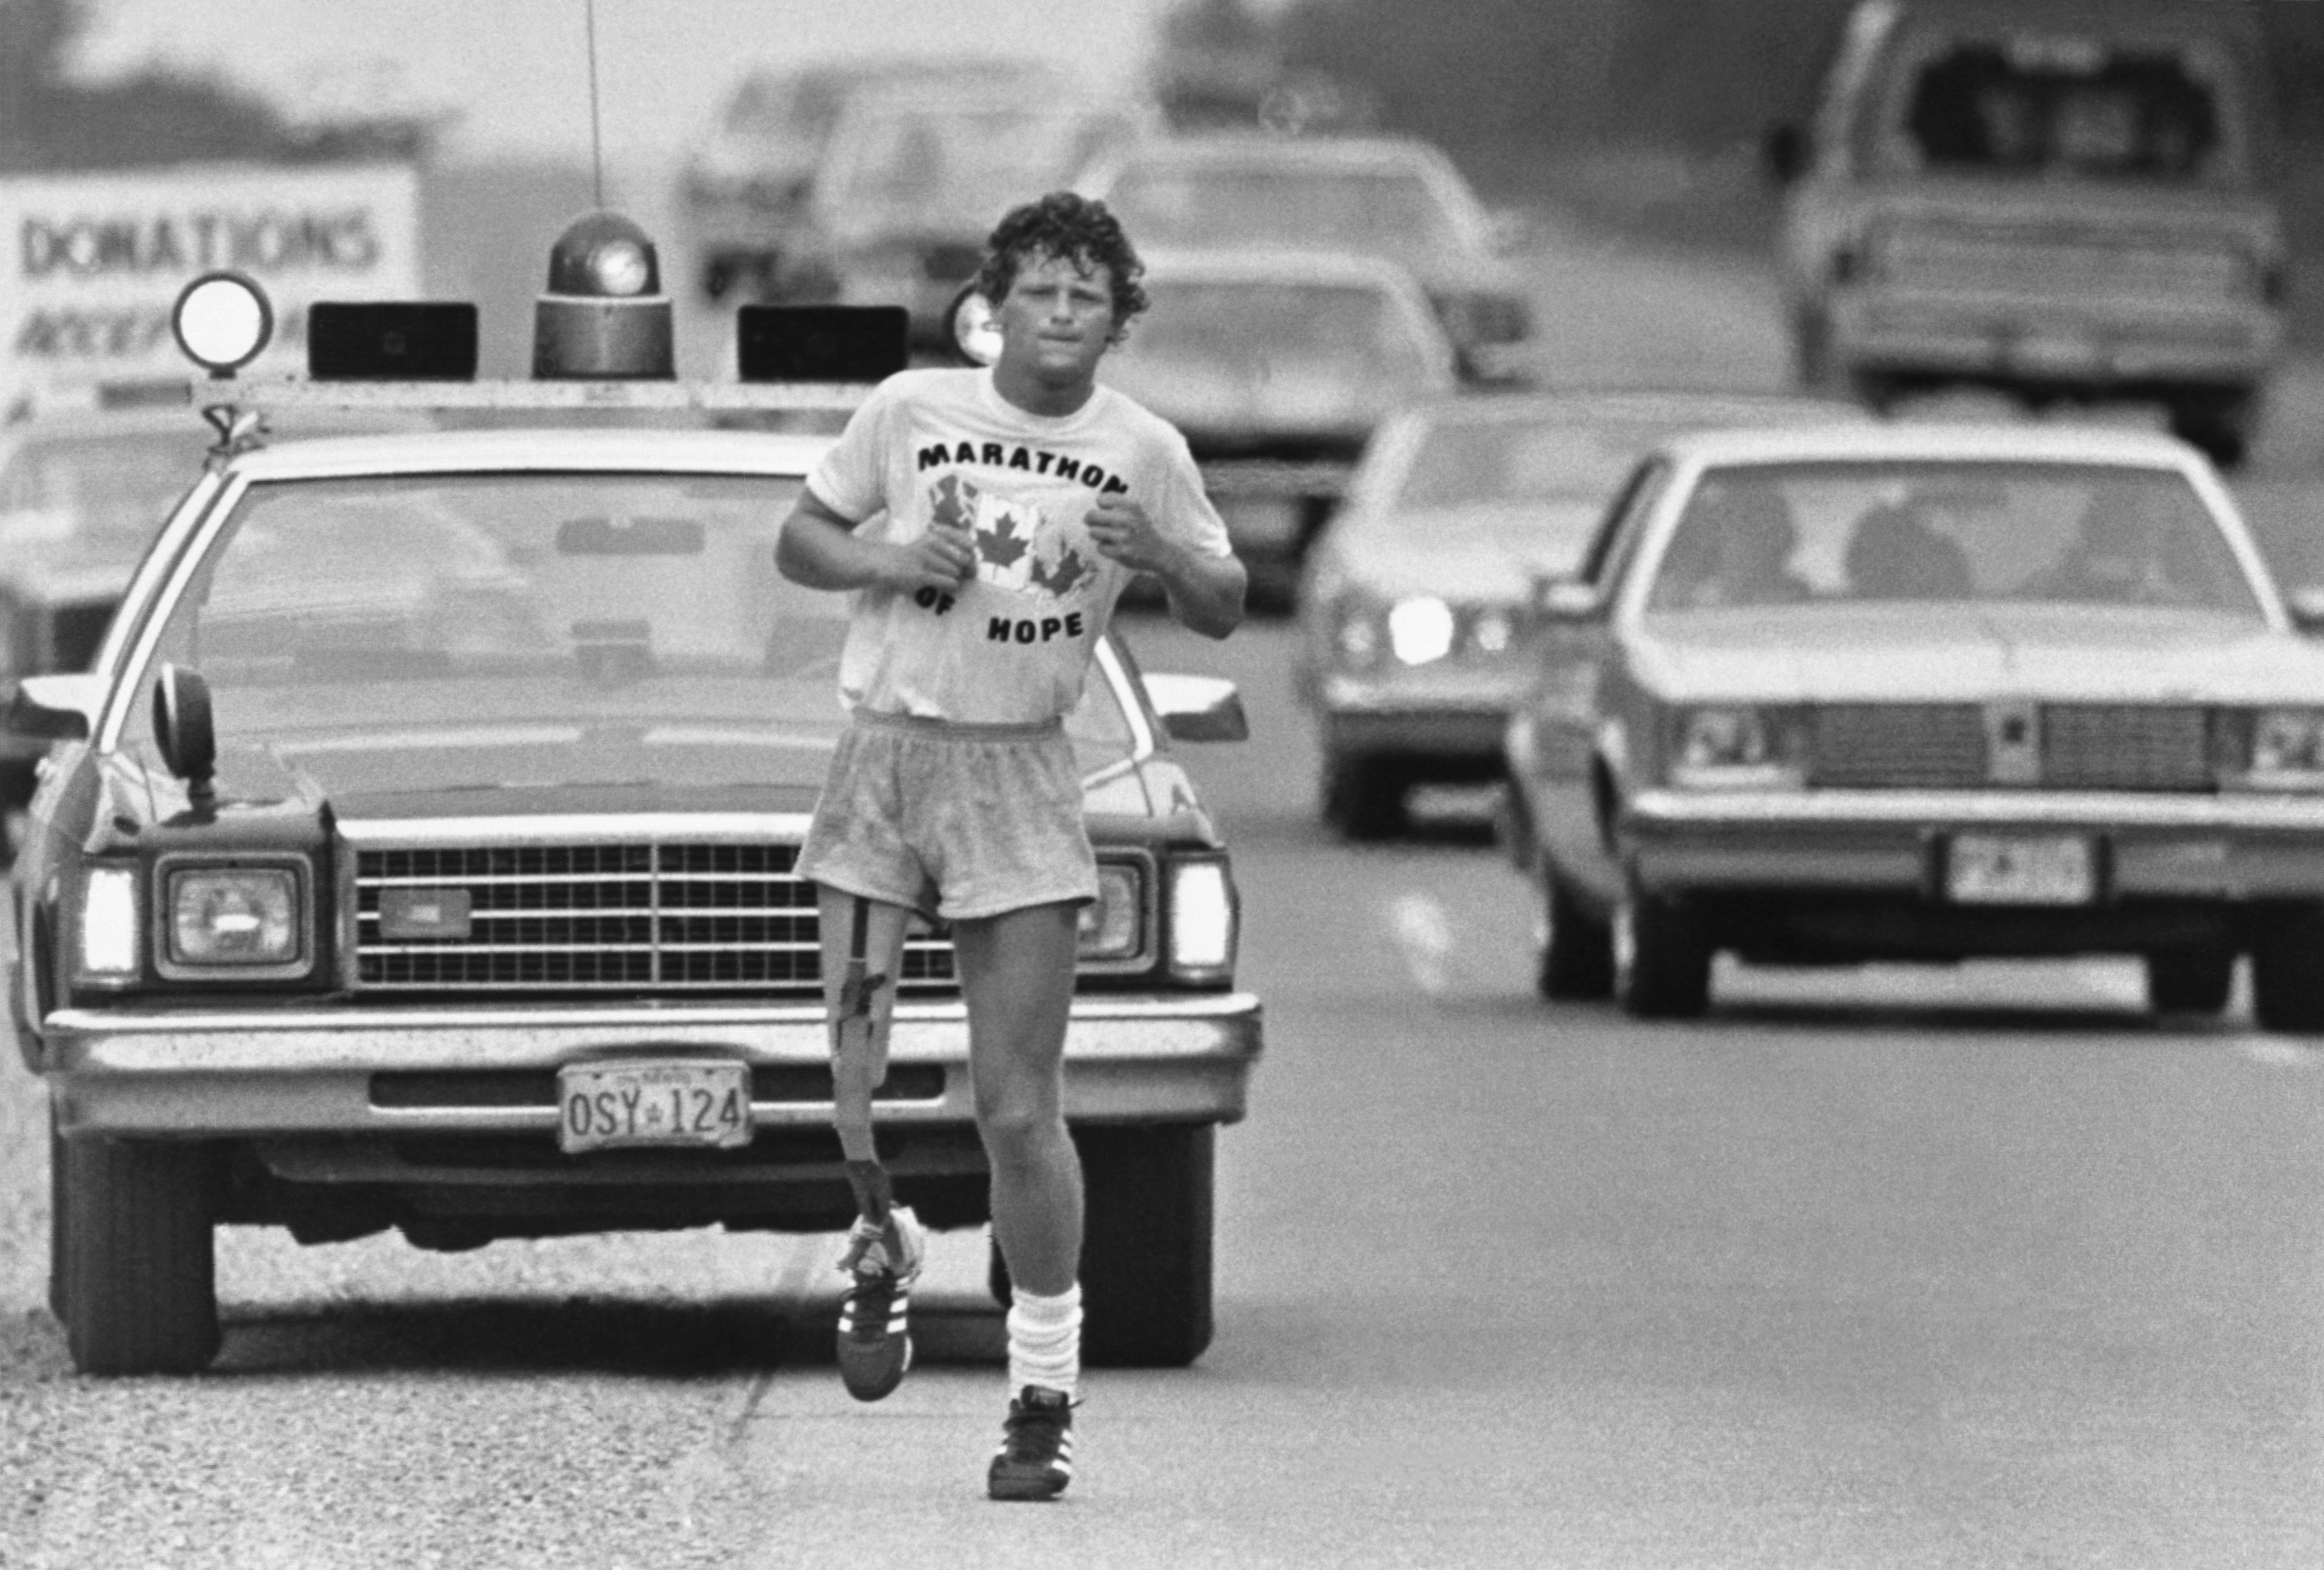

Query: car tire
[
  {"left": 2252, "top": 903, "right": 2324, "bottom": 1032},
  {"left": 1613, "top": 893, "right": 1712, "bottom": 1019},
  {"left": 62, "top": 1135, "right": 223, "bottom": 1376},
  {"left": 47, "top": 1117, "right": 70, "bottom": 1326},
  {"left": 1321, "top": 755, "right": 1405, "bottom": 841},
  {"left": 1534, "top": 860, "right": 1613, "bottom": 1000},
  {"left": 1076, "top": 1124, "right": 1214, "bottom": 1369},
  {"left": 2145, "top": 947, "right": 2236, "bottom": 1017}
]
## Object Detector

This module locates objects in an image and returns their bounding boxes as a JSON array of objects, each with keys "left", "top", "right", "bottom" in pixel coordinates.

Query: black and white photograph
[{"left": 4, "top": 0, "right": 2324, "bottom": 1562}]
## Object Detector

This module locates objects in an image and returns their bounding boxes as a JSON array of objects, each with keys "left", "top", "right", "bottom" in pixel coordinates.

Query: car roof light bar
[{"left": 178, "top": 377, "right": 876, "bottom": 414}]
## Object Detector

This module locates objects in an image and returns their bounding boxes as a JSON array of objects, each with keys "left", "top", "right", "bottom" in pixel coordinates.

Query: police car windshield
[
  {"left": 1643, "top": 462, "right": 2264, "bottom": 620},
  {"left": 1103, "top": 164, "right": 1468, "bottom": 266},
  {"left": 137, "top": 471, "right": 1137, "bottom": 779}
]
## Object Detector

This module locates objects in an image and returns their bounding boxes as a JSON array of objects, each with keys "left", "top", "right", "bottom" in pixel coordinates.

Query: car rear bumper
[
  {"left": 1831, "top": 292, "right": 2278, "bottom": 385},
  {"left": 1626, "top": 788, "right": 2324, "bottom": 899},
  {"left": 42, "top": 992, "right": 1263, "bottom": 1138}
]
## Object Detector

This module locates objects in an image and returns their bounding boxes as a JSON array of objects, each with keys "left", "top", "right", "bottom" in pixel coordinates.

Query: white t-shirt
[{"left": 806, "top": 366, "right": 1232, "bottom": 724}]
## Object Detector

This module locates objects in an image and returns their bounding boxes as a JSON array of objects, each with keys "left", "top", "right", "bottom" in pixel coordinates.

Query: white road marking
[
  {"left": 2241, "top": 1040, "right": 2321, "bottom": 1067},
  {"left": 1387, "top": 892, "right": 1456, "bottom": 996}
]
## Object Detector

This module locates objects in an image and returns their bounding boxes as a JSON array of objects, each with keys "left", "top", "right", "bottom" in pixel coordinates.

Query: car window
[
  {"left": 826, "top": 103, "right": 1138, "bottom": 225},
  {"left": 133, "top": 469, "right": 1143, "bottom": 783},
  {"left": 1874, "top": 27, "right": 2249, "bottom": 184},
  {"left": 1643, "top": 461, "right": 2263, "bottom": 619},
  {"left": 1579, "top": 459, "right": 1673, "bottom": 587},
  {"left": 1102, "top": 161, "right": 1468, "bottom": 266}
]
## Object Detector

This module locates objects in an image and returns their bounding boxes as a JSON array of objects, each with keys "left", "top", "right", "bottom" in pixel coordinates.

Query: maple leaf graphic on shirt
[
  {"left": 931, "top": 474, "right": 975, "bottom": 533},
  {"left": 970, "top": 493, "right": 1042, "bottom": 592},
  {"left": 1028, "top": 544, "right": 1091, "bottom": 599},
  {"left": 978, "top": 512, "right": 1030, "bottom": 569}
]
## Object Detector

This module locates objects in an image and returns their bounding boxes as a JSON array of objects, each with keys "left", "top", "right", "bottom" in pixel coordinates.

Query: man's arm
[
  {"left": 1084, "top": 497, "right": 1246, "bottom": 639},
  {"left": 778, "top": 489, "right": 974, "bottom": 595}
]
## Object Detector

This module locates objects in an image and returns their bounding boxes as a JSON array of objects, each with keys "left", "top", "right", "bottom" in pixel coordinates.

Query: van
[{"left": 1766, "top": 0, "right": 2287, "bottom": 464}]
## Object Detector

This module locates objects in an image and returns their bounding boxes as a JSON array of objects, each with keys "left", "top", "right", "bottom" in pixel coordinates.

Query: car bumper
[
  {"left": 42, "top": 992, "right": 1263, "bottom": 1139},
  {"left": 1626, "top": 787, "right": 2324, "bottom": 899},
  {"left": 1313, "top": 672, "right": 1519, "bottom": 765},
  {"left": 1831, "top": 292, "right": 2278, "bottom": 385}
]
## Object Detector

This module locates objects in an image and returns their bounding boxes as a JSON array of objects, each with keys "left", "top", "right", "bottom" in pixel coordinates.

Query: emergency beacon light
[
  {"left": 533, "top": 210, "right": 674, "bottom": 380},
  {"left": 171, "top": 272, "right": 273, "bottom": 377}
]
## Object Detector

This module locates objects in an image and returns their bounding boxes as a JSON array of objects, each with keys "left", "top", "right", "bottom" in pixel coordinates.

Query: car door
[{"left": 1525, "top": 457, "right": 1672, "bottom": 906}]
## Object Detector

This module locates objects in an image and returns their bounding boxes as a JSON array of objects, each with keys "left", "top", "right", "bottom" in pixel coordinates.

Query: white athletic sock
[{"left": 1006, "top": 1283, "right": 1082, "bottom": 1401}]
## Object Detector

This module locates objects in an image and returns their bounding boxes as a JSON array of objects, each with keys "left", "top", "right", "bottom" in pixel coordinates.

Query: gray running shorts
[{"left": 796, "top": 709, "right": 1099, "bottom": 923}]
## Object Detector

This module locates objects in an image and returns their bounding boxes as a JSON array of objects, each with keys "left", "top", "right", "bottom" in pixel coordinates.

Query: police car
[{"left": 12, "top": 214, "right": 1262, "bottom": 1376}]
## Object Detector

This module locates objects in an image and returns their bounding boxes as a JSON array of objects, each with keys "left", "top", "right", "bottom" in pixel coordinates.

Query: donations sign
[{"left": 2, "top": 163, "right": 420, "bottom": 396}]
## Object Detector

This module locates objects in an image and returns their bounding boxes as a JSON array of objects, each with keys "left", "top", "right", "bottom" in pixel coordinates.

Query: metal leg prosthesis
[{"left": 831, "top": 895, "right": 922, "bottom": 1402}]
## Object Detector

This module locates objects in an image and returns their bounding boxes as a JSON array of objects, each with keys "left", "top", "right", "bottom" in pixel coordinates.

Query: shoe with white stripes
[
  {"left": 835, "top": 1206, "right": 922, "bottom": 1403},
  {"left": 987, "top": 1385, "right": 1074, "bottom": 1501}
]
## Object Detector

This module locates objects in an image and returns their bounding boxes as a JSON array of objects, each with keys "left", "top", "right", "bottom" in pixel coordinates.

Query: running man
[{"left": 776, "top": 191, "right": 1246, "bottom": 1501}]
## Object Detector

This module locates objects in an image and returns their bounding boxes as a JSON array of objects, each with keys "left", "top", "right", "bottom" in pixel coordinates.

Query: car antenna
[{"left": 584, "top": 0, "right": 607, "bottom": 210}]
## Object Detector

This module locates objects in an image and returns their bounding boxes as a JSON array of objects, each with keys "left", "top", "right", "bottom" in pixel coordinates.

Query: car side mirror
[
  {"left": 944, "top": 283, "right": 1001, "bottom": 368},
  {"left": 2287, "top": 584, "right": 2324, "bottom": 634},
  {"left": 8, "top": 672, "right": 105, "bottom": 743},
  {"left": 1143, "top": 672, "right": 1248, "bottom": 743},
  {"left": 1763, "top": 121, "right": 1808, "bottom": 187},
  {"left": 152, "top": 662, "right": 217, "bottom": 813},
  {"left": 1531, "top": 575, "right": 1606, "bottom": 623}
]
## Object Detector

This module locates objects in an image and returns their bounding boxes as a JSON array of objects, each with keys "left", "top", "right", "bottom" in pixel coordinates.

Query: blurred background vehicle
[
  {"left": 1296, "top": 390, "right": 1867, "bottom": 840},
  {"left": 677, "top": 56, "right": 1074, "bottom": 307},
  {"left": 799, "top": 81, "right": 1156, "bottom": 350},
  {"left": 1099, "top": 246, "right": 1458, "bottom": 610},
  {"left": 0, "top": 404, "right": 204, "bottom": 821},
  {"left": 1082, "top": 132, "right": 1535, "bottom": 385},
  {"left": 1765, "top": 0, "right": 2288, "bottom": 466}
]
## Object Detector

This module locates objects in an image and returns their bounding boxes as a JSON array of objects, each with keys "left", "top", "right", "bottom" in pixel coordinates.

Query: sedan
[
  {"left": 1082, "top": 133, "right": 1534, "bottom": 384},
  {"left": 1101, "top": 247, "right": 1459, "bottom": 608},
  {"left": 13, "top": 421, "right": 1260, "bottom": 1376},
  {"left": 1503, "top": 422, "right": 2324, "bottom": 1023},
  {"left": 1296, "top": 391, "right": 1864, "bottom": 838}
]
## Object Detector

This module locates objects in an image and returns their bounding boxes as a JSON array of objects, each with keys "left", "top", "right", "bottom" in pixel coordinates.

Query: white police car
[{"left": 12, "top": 214, "right": 1260, "bottom": 1376}]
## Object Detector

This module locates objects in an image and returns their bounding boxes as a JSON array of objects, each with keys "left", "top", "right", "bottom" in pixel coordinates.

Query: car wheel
[
  {"left": 1076, "top": 1124, "right": 1214, "bottom": 1368},
  {"left": 47, "top": 1115, "right": 69, "bottom": 1326},
  {"left": 1321, "top": 755, "right": 1405, "bottom": 841},
  {"left": 2251, "top": 904, "right": 2324, "bottom": 1032},
  {"left": 1534, "top": 859, "right": 1613, "bottom": 1000},
  {"left": 63, "top": 1135, "right": 223, "bottom": 1376},
  {"left": 1613, "top": 893, "right": 1712, "bottom": 1019},
  {"left": 2145, "top": 947, "right": 2236, "bottom": 1017}
]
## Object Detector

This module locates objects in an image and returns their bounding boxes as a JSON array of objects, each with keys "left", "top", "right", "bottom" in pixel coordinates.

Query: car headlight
[
  {"left": 1387, "top": 596, "right": 1455, "bottom": 666},
  {"left": 1076, "top": 861, "right": 1146, "bottom": 963},
  {"left": 1167, "top": 858, "right": 1237, "bottom": 982},
  {"left": 75, "top": 865, "right": 141, "bottom": 985},
  {"left": 1469, "top": 606, "right": 1516, "bottom": 655},
  {"left": 166, "top": 865, "right": 306, "bottom": 970},
  {"left": 1669, "top": 705, "right": 1804, "bottom": 789},
  {"left": 2238, "top": 707, "right": 2324, "bottom": 788},
  {"left": 1332, "top": 600, "right": 1384, "bottom": 668}
]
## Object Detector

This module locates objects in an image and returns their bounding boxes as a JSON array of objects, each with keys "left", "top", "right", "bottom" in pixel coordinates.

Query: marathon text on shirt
[{"left": 917, "top": 439, "right": 1133, "bottom": 496}]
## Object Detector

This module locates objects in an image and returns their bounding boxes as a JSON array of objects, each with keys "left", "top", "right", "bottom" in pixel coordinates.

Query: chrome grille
[
  {"left": 1810, "top": 705, "right": 1986, "bottom": 788},
  {"left": 2041, "top": 705, "right": 2210, "bottom": 791},
  {"left": 353, "top": 843, "right": 957, "bottom": 993}
]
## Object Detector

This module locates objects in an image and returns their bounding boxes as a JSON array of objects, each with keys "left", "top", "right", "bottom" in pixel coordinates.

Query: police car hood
[
  {"left": 1630, "top": 602, "right": 2324, "bottom": 705},
  {"left": 205, "top": 705, "right": 844, "bottom": 820}
]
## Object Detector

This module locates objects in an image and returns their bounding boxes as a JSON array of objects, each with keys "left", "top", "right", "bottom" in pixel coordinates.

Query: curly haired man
[{"left": 776, "top": 191, "right": 1246, "bottom": 1499}]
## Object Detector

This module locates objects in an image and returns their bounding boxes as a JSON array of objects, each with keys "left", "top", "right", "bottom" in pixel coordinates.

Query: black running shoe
[
  {"left": 987, "top": 1385, "right": 1075, "bottom": 1501},
  {"left": 835, "top": 1207, "right": 922, "bottom": 1403}
]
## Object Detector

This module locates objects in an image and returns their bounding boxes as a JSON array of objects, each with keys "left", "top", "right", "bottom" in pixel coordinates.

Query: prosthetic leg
[{"left": 831, "top": 893, "right": 921, "bottom": 1401}]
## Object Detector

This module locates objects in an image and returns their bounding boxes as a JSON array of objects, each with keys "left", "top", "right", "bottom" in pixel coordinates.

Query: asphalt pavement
[{"left": 3, "top": 199, "right": 2323, "bottom": 1569}]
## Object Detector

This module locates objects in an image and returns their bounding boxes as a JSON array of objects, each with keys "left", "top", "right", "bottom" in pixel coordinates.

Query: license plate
[
  {"left": 557, "top": 1059, "right": 753, "bottom": 1153},
  {"left": 1946, "top": 834, "right": 2096, "bottom": 906}
]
